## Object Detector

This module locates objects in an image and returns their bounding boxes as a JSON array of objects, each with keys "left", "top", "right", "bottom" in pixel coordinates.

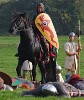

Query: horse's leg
[
  {"left": 16, "top": 58, "right": 24, "bottom": 77},
  {"left": 32, "top": 65, "right": 36, "bottom": 81},
  {"left": 38, "top": 61, "right": 46, "bottom": 84},
  {"left": 32, "top": 59, "right": 37, "bottom": 81}
]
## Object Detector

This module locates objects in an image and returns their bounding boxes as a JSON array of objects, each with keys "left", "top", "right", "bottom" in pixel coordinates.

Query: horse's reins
[{"left": 14, "top": 17, "right": 31, "bottom": 32}]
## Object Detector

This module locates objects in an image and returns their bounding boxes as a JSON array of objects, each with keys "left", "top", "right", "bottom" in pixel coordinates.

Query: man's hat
[{"left": 69, "top": 32, "right": 75, "bottom": 37}]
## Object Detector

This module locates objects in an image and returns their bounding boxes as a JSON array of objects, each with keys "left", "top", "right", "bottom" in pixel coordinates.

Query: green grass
[
  {"left": 0, "top": 36, "right": 20, "bottom": 77},
  {"left": 0, "top": 35, "right": 84, "bottom": 100}
]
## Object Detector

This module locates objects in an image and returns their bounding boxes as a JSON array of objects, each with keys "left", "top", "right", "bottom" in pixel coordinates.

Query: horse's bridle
[{"left": 13, "top": 17, "right": 30, "bottom": 32}]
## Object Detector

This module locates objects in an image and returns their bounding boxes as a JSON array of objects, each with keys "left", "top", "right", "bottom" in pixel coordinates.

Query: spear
[{"left": 77, "top": 20, "right": 81, "bottom": 76}]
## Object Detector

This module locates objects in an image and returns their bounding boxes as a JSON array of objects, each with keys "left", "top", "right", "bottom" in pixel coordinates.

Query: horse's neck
[{"left": 20, "top": 27, "right": 35, "bottom": 43}]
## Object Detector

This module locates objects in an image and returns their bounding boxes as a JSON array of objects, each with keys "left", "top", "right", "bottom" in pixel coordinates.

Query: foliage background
[{"left": 0, "top": 0, "right": 84, "bottom": 35}]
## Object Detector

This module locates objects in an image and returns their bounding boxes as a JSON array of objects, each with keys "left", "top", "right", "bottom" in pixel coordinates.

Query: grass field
[{"left": 0, "top": 35, "right": 84, "bottom": 100}]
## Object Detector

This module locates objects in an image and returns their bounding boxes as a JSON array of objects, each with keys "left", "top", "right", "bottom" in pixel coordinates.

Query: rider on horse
[
  {"left": 32, "top": 3, "right": 58, "bottom": 82},
  {"left": 32, "top": 3, "right": 50, "bottom": 61}
]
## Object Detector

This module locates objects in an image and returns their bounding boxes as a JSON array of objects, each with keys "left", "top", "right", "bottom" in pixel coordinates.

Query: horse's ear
[
  {"left": 11, "top": 11, "right": 16, "bottom": 15},
  {"left": 11, "top": 11, "right": 17, "bottom": 18},
  {"left": 11, "top": 12, "right": 19, "bottom": 23}
]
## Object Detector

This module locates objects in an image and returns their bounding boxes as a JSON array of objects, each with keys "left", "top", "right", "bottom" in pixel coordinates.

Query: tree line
[{"left": 0, "top": 0, "right": 83, "bottom": 35}]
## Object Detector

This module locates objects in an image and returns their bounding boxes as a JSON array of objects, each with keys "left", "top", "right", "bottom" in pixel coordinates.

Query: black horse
[
  {"left": 9, "top": 12, "right": 58, "bottom": 83},
  {"left": 9, "top": 13, "right": 47, "bottom": 83}
]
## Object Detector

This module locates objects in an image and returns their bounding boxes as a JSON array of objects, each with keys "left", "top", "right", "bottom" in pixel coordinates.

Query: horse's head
[{"left": 9, "top": 12, "right": 30, "bottom": 34}]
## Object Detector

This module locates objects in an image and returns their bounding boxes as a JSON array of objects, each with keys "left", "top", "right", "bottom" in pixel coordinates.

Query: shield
[
  {"left": 35, "top": 13, "right": 59, "bottom": 49},
  {"left": 0, "top": 71, "right": 12, "bottom": 86}
]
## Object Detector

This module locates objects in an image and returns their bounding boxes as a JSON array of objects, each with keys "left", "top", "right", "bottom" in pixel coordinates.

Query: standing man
[
  {"left": 64, "top": 32, "right": 81, "bottom": 80},
  {"left": 32, "top": 3, "right": 50, "bottom": 61}
]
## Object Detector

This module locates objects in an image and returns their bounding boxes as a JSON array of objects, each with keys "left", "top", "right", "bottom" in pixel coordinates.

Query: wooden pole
[{"left": 77, "top": 20, "right": 80, "bottom": 76}]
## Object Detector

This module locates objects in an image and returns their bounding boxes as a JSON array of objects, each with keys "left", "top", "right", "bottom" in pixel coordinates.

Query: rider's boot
[{"left": 40, "top": 36, "right": 50, "bottom": 62}]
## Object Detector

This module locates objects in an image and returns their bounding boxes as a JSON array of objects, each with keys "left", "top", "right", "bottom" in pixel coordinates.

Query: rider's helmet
[
  {"left": 37, "top": 3, "right": 45, "bottom": 13},
  {"left": 42, "top": 83, "right": 57, "bottom": 95}
]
